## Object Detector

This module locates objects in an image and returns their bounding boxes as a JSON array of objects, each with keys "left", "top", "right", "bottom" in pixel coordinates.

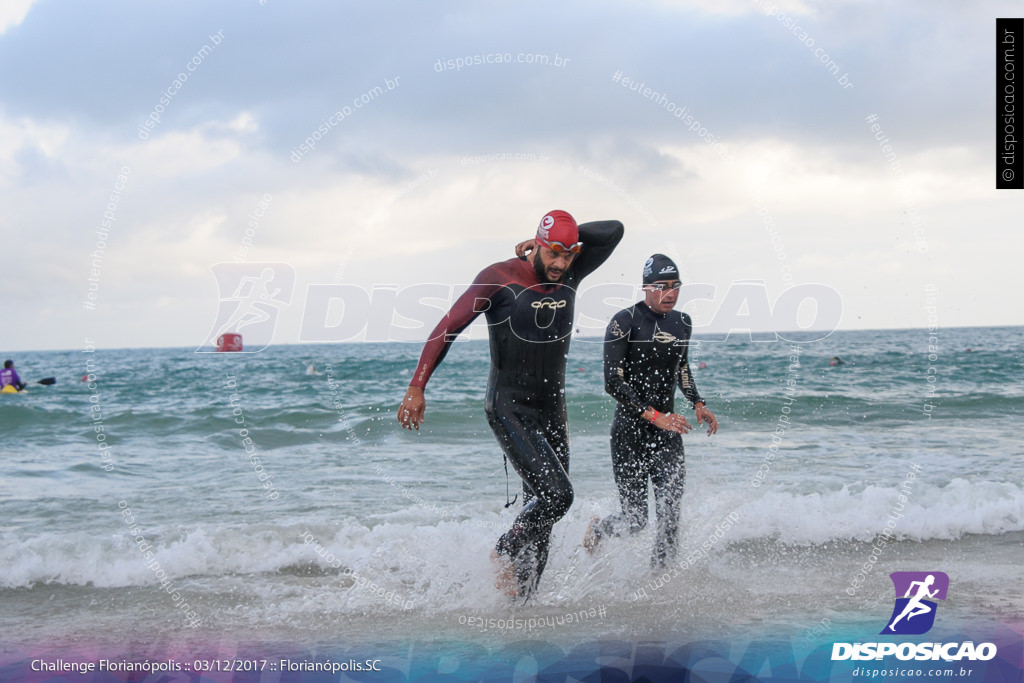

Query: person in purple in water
[
  {"left": 397, "top": 209, "right": 624, "bottom": 600},
  {"left": 1, "top": 360, "right": 26, "bottom": 391}
]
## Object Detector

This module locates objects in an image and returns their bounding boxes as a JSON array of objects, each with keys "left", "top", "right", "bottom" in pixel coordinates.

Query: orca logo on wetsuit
[
  {"left": 509, "top": 288, "right": 573, "bottom": 338},
  {"left": 531, "top": 300, "right": 568, "bottom": 309},
  {"left": 528, "top": 296, "right": 569, "bottom": 333}
]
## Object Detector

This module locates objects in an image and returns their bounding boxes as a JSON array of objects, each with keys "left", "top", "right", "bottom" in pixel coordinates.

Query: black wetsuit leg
[
  {"left": 487, "top": 392, "right": 573, "bottom": 598},
  {"left": 596, "top": 423, "right": 651, "bottom": 539},
  {"left": 597, "top": 417, "right": 684, "bottom": 567},
  {"left": 650, "top": 440, "right": 685, "bottom": 567}
]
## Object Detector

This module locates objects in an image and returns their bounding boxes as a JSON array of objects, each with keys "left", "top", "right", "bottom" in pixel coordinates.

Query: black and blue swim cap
[{"left": 642, "top": 254, "right": 679, "bottom": 284}]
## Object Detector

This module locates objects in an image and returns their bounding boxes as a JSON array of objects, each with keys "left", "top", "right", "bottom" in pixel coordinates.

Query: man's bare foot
[
  {"left": 583, "top": 516, "right": 602, "bottom": 554},
  {"left": 490, "top": 548, "right": 518, "bottom": 597}
]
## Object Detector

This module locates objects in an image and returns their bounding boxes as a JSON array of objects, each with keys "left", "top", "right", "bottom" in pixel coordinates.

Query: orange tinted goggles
[{"left": 540, "top": 239, "right": 583, "bottom": 254}]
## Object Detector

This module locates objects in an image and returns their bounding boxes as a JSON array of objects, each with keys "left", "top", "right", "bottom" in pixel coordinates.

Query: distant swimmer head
[{"left": 533, "top": 210, "right": 580, "bottom": 282}]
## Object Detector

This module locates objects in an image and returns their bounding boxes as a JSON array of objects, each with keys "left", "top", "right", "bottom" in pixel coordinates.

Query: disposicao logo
[
  {"left": 882, "top": 571, "right": 948, "bottom": 635},
  {"left": 831, "top": 571, "right": 998, "bottom": 662}
]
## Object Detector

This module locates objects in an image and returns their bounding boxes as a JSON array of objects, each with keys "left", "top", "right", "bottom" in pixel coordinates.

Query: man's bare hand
[
  {"left": 397, "top": 386, "right": 426, "bottom": 430},
  {"left": 515, "top": 239, "right": 537, "bottom": 260},
  {"left": 652, "top": 411, "right": 692, "bottom": 434},
  {"left": 695, "top": 403, "right": 718, "bottom": 435}
]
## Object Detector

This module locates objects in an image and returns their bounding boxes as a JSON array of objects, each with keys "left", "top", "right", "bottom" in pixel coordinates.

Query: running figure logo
[
  {"left": 881, "top": 571, "right": 949, "bottom": 635},
  {"left": 197, "top": 263, "right": 295, "bottom": 353}
]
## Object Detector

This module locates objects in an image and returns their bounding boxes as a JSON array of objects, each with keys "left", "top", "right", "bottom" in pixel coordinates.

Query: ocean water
[{"left": 0, "top": 326, "right": 1022, "bottom": 659}]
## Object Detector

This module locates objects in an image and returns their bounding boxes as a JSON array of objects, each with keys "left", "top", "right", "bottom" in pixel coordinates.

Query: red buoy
[{"left": 217, "top": 333, "right": 243, "bottom": 352}]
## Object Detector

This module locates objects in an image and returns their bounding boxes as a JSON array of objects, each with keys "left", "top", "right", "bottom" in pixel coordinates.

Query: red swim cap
[{"left": 536, "top": 210, "right": 578, "bottom": 247}]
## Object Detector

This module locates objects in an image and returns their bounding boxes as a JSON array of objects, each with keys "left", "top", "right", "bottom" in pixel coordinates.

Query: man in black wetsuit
[
  {"left": 584, "top": 254, "right": 718, "bottom": 568},
  {"left": 397, "top": 210, "right": 624, "bottom": 599}
]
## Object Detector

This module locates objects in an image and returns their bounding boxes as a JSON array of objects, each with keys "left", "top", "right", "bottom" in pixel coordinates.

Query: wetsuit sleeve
[
  {"left": 676, "top": 315, "right": 704, "bottom": 408},
  {"left": 572, "top": 220, "right": 624, "bottom": 280},
  {"left": 677, "top": 361, "right": 704, "bottom": 408},
  {"left": 603, "top": 310, "right": 648, "bottom": 417},
  {"left": 409, "top": 269, "right": 502, "bottom": 390}
]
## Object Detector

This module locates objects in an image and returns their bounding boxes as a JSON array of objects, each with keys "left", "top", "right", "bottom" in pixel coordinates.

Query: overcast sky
[{"left": 2, "top": 0, "right": 1021, "bottom": 351}]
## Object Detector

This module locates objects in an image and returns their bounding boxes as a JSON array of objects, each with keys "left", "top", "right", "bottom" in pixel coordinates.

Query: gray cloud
[{"left": 1, "top": 0, "right": 1020, "bottom": 349}]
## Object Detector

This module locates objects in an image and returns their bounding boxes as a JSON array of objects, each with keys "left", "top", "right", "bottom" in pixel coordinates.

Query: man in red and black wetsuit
[{"left": 397, "top": 210, "right": 624, "bottom": 599}]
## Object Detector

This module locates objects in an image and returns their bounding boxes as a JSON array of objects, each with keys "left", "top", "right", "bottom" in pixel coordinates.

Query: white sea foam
[{"left": 2, "top": 478, "right": 1020, "bottom": 596}]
